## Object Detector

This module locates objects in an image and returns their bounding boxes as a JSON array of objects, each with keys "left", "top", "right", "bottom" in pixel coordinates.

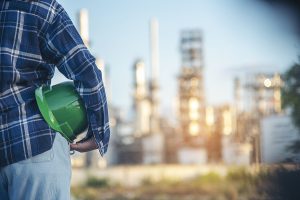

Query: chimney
[
  {"left": 150, "top": 18, "right": 159, "bottom": 83},
  {"left": 78, "top": 9, "right": 89, "bottom": 47}
]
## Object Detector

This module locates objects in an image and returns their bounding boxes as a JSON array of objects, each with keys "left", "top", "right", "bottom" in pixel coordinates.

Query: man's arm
[{"left": 39, "top": 6, "right": 110, "bottom": 155}]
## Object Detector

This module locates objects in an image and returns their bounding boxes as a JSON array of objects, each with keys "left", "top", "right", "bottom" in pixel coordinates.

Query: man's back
[
  {"left": 0, "top": 1, "right": 110, "bottom": 199},
  {"left": 0, "top": 0, "right": 61, "bottom": 167},
  {"left": 0, "top": 0, "right": 110, "bottom": 167}
]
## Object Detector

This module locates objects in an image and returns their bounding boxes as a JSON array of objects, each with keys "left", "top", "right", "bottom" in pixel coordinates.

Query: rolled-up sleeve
[{"left": 39, "top": 7, "right": 110, "bottom": 155}]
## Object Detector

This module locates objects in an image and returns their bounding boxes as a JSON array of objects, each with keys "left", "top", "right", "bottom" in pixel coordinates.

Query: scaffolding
[{"left": 178, "top": 30, "right": 206, "bottom": 145}]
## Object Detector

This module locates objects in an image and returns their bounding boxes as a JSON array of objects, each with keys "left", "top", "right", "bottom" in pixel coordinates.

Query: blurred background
[{"left": 55, "top": 0, "right": 300, "bottom": 199}]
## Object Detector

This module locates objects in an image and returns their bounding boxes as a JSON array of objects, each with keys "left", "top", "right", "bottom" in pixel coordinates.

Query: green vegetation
[
  {"left": 72, "top": 167, "right": 257, "bottom": 200},
  {"left": 72, "top": 166, "right": 300, "bottom": 200},
  {"left": 86, "top": 177, "right": 110, "bottom": 188},
  {"left": 282, "top": 63, "right": 300, "bottom": 153}
]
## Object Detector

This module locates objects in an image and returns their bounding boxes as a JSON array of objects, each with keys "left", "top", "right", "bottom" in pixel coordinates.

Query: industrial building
[
  {"left": 107, "top": 19, "right": 165, "bottom": 165},
  {"left": 72, "top": 8, "right": 288, "bottom": 167},
  {"left": 176, "top": 30, "right": 208, "bottom": 164},
  {"left": 177, "top": 30, "right": 206, "bottom": 143},
  {"left": 231, "top": 73, "right": 284, "bottom": 164}
]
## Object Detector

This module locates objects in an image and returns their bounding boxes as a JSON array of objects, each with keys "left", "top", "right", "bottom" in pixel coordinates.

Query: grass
[
  {"left": 86, "top": 177, "right": 110, "bottom": 188},
  {"left": 71, "top": 166, "right": 300, "bottom": 200}
]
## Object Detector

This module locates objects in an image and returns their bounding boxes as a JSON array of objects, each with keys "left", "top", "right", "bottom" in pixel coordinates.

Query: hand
[{"left": 70, "top": 137, "right": 98, "bottom": 153}]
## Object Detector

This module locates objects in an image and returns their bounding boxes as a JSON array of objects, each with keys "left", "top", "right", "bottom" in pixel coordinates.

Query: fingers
[{"left": 70, "top": 138, "right": 98, "bottom": 153}]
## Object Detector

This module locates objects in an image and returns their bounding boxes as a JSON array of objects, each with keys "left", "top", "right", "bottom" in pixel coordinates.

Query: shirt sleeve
[{"left": 39, "top": 7, "right": 110, "bottom": 156}]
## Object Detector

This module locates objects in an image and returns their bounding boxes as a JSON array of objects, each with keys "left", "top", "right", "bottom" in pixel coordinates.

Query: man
[{"left": 0, "top": 0, "right": 110, "bottom": 199}]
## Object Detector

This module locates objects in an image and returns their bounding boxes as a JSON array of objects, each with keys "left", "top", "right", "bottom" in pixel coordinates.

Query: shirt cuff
[{"left": 87, "top": 112, "right": 110, "bottom": 156}]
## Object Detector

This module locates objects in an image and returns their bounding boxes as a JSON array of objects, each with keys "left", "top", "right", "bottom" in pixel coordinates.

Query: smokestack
[
  {"left": 78, "top": 9, "right": 89, "bottom": 47},
  {"left": 105, "top": 64, "right": 112, "bottom": 104},
  {"left": 234, "top": 77, "right": 241, "bottom": 112},
  {"left": 134, "top": 60, "right": 147, "bottom": 96},
  {"left": 96, "top": 58, "right": 105, "bottom": 84},
  {"left": 149, "top": 18, "right": 160, "bottom": 134},
  {"left": 150, "top": 18, "right": 159, "bottom": 83}
]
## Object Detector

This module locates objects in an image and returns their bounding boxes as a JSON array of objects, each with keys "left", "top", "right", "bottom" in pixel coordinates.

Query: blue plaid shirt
[{"left": 0, "top": 0, "right": 110, "bottom": 167}]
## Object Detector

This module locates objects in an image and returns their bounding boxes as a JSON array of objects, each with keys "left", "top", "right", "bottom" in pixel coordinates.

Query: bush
[
  {"left": 191, "top": 172, "right": 223, "bottom": 188},
  {"left": 226, "top": 167, "right": 254, "bottom": 182},
  {"left": 255, "top": 167, "right": 300, "bottom": 200},
  {"left": 86, "top": 177, "right": 110, "bottom": 188}
]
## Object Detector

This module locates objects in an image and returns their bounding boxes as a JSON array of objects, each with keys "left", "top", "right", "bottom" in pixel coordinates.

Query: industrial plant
[{"left": 70, "top": 9, "right": 298, "bottom": 169}]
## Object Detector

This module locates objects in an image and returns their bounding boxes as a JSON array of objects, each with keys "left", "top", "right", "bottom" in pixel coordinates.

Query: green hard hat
[{"left": 35, "top": 81, "right": 88, "bottom": 142}]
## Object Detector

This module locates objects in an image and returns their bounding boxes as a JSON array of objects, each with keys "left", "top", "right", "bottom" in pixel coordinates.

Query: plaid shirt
[{"left": 0, "top": 0, "right": 110, "bottom": 167}]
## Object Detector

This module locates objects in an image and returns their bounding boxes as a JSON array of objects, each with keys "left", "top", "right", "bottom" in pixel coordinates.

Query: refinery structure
[
  {"left": 178, "top": 30, "right": 206, "bottom": 141},
  {"left": 71, "top": 9, "right": 296, "bottom": 168}
]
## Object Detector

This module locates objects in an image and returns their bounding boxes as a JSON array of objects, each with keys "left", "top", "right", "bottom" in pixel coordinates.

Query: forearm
[
  {"left": 73, "top": 61, "right": 110, "bottom": 155},
  {"left": 39, "top": 6, "right": 110, "bottom": 155}
]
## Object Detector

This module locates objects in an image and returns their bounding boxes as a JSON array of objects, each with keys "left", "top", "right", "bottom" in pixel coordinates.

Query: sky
[{"left": 53, "top": 0, "right": 299, "bottom": 117}]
